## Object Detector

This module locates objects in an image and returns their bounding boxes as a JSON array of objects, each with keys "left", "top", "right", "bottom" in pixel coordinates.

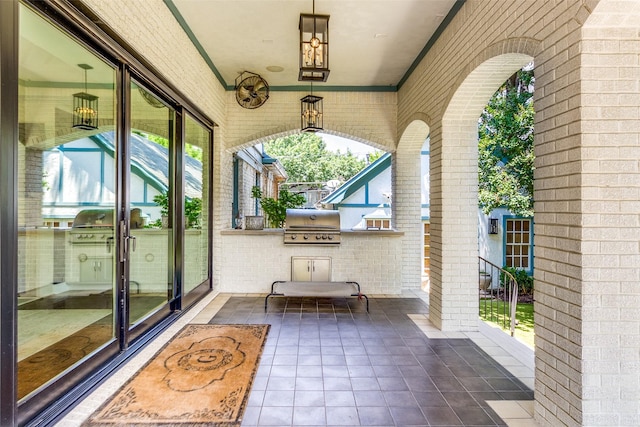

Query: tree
[
  {"left": 264, "top": 133, "right": 367, "bottom": 184},
  {"left": 478, "top": 66, "right": 535, "bottom": 217}
]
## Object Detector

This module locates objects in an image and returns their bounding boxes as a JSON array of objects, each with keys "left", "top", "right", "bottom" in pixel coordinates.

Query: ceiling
[{"left": 169, "top": 0, "right": 459, "bottom": 90}]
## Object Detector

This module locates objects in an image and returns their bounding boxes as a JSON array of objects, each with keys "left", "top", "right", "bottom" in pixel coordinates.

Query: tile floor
[{"left": 57, "top": 291, "right": 538, "bottom": 427}]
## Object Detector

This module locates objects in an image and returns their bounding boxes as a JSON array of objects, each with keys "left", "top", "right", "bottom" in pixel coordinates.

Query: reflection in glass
[
  {"left": 128, "top": 81, "right": 174, "bottom": 326},
  {"left": 17, "top": 4, "right": 116, "bottom": 399},
  {"left": 184, "top": 115, "right": 210, "bottom": 294}
]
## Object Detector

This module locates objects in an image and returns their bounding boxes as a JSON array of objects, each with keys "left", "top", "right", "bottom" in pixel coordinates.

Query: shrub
[{"left": 502, "top": 266, "right": 534, "bottom": 295}]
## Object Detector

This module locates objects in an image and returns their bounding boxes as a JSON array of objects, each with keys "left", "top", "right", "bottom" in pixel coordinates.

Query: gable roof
[
  {"left": 321, "top": 152, "right": 391, "bottom": 205},
  {"left": 91, "top": 132, "right": 203, "bottom": 198}
]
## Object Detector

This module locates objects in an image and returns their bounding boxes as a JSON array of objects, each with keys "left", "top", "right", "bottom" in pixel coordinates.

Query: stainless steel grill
[
  {"left": 284, "top": 208, "right": 340, "bottom": 244},
  {"left": 69, "top": 209, "right": 114, "bottom": 245}
]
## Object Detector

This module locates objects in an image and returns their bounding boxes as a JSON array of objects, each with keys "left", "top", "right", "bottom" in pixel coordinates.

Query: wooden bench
[{"left": 265, "top": 280, "right": 369, "bottom": 312}]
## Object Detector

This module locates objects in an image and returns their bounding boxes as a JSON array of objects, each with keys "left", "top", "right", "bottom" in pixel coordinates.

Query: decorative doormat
[{"left": 84, "top": 324, "right": 270, "bottom": 426}]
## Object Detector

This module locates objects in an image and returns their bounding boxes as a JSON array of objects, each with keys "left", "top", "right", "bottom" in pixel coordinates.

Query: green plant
[
  {"left": 501, "top": 266, "right": 534, "bottom": 295},
  {"left": 251, "top": 186, "right": 306, "bottom": 228},
  {"left": 185, "top": 197, "right": 202, "bottom": 228},
  {"left": 146, "top": 191, "right": 201, "bottom": 228}
]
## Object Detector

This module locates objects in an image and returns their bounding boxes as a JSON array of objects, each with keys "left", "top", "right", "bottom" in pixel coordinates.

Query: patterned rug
[{"left": 84, "top": 324, "right": 270, "bottom": 426}]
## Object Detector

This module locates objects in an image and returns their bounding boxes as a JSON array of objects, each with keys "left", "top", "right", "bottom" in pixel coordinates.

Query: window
[
  {"left": 505, "top": 218, "right": 532, "bottom": 270},
  {"left": 423, "top": 222, "right": 430, "bottom": 275},
  {"left": 366, "top": 219, "right": 390, "bottom": 230}
]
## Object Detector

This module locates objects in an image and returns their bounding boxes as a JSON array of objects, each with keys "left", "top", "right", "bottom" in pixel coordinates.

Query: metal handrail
[{"left": 478, "top": 257, "right": 519, "bottom": 336}]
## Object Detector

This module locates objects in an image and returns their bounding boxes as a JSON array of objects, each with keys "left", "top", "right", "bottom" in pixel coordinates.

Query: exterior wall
[
  {"left": 478, "top": 208, "right": 511, "bottom": 269},
  {"left": 336, "top": 168, "right": 392, "bottom": 230}
]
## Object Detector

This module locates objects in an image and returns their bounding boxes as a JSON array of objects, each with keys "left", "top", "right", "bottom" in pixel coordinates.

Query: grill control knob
[
  {"left": 328, "top": 235, "right": 333, "bottom": 240},
  {"left": 316, "top": 235, "right": 322, "bottom": 240},
  {"left": 303, "top": 234, "right": 309, "bottom": 240},
  {"left": 322, "top": 235, "right": 327, "bottom": 240},
  {"left": 291, "top": 234, "right": 297, "bottom": 240}
]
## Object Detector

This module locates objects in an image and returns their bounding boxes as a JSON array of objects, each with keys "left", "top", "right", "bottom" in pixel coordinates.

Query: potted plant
[
  {"left": 147, "top": 191, "right": 202, "bottom": 229},
  {"left": 250, "top": 186, "right": 306, "bottom": 228},
  {"left": 479, "top": 271, "right": 492, "bottom": 291},
  {"left": 244, "top": 186, "right": 265, "bottom": 230}
]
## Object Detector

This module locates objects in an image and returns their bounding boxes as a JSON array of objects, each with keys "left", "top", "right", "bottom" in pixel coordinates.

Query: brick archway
[
  {"left": 430, "top": 43, "right": 536, "bottom": 331},
  {"left": 394, "top": 116, "right": 431, "bottom": 290}
]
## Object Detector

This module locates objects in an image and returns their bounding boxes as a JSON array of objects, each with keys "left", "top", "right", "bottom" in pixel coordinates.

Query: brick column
[
  {"left": 534, "top": 2, "right": 640, "bottom": 425},
  {"left": 392, "top": 146, "right": 423, "bottom": 290},
  {"left": 428, "top": 122, "right": 480, "bottom": 331}
]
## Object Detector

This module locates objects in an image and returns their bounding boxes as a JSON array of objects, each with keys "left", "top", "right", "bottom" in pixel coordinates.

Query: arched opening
[
  {"left": 432, "top": 50, "right": 534, "bottom": 331},
  {"left": 395, "top": 119, "right": 431, "bottom": 292},
  {"left": 230, "top": 131, "right": 388, "bottom": 231}
]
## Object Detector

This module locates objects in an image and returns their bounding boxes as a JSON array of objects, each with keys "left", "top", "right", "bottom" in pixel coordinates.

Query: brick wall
[{"left": 218, "top": 232, "right": 403, "bottom": 295}]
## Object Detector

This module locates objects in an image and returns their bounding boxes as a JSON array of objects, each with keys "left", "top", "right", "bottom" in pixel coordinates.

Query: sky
[{"left": 319, "top": 132, "right": 378, "bottom": 160}]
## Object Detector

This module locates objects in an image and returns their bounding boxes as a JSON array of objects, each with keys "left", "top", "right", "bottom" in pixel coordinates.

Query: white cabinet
[{"left": 291, "top": 257, "right": 331, "bottom": 282}]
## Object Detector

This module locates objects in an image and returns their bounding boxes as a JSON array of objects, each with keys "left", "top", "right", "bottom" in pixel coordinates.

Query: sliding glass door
[
  {"left": 127, "top": 81, "right": 175, "bottom": 327},
  {"left": 15, "top": 4, "right": 212, "bottom": 413},
  {"left": 17, "top": 4, "right": 117, "bottom": 400}
]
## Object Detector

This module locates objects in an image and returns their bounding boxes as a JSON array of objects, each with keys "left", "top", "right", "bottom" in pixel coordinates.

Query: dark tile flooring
[{"left": 208, "top": 296, "right": 533, "bottom": 427}]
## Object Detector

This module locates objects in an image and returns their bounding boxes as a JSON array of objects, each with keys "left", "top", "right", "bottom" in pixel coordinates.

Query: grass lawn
[{"left": 479, "top": 300, "right": 534, "bottom": 348}]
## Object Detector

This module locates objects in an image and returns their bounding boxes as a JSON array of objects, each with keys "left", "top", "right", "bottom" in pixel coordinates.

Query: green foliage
[
  {"left": 133, "top": 131, "right": 203, "bottom": 162},
  {"left": 147, "top": 191, "right": 201, "bottom": 228},
  {"left": 366, "top": 150, "right": 385, "bottom": 164},
  {"left": 251, "top": 186, "right": 306, "bottom": 228},
  {"left": 153, "top": 192, "right": 169, "bottom": 217},
  {"left": 185, "top": 197, "right": 202, "bottom": 228},
  {"left": 478, "top": 67, "right": 535, "bottom": 217},
  {"left": 264, "top": 133, "right": 367, "bottom": 184},
  {"left": 502, "top": 266, "right": 534, "bottom": 295}
]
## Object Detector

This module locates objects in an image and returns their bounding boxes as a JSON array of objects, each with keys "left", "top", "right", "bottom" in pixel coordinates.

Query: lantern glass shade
[
  {"left": 299, "top": 13, "right": 330, "bottom": 82},
  {"left": 72, "top": 64, "right": 99, "bottom": 130},
  {"left": 72, "top": 92, "right": 99, "bottom": 130},
  {"left": 301, "top": 94, "right": 323, "bottom": 132},
  {"left": 488, "top": 218, "right": 499, "bottom": 234}
]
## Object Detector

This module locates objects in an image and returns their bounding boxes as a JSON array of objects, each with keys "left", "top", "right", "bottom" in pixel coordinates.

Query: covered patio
[
  {"left": 2, "top": 0, "right": 640, "bottom": 425},
  {"left": 56, "top": 292, "right": 536, "bottom": 426}
]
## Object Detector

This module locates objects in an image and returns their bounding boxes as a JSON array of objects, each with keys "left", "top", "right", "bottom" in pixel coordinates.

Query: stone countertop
[{"left": 220, "top": 228, "right": 404, "bottom": 236}]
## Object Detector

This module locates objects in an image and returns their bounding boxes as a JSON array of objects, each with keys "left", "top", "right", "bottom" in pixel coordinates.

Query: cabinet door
[
  {"left": 292, "top": 257, "right": 312, "bottom": 281},
  {"left": 291, "top": 257, "right": 331, "bottom": 281},
  {"left": 310, "top": 258, "right": 331, "bottom": 282}
]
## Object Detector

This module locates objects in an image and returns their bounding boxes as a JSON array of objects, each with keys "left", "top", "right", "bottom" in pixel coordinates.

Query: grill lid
[
  {"left": 285, "top": 208, "right": 340, "bottom": 230},
  {"left": 72, "top": 209, "right": 114, "bottom": 228}
]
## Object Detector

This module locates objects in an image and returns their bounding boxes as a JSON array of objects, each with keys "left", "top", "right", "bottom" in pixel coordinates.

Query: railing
[{"left": 479, "top": 257, "right": 519, "bottom": 336}]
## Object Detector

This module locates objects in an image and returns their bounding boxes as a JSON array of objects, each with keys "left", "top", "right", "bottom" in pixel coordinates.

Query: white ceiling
[{"left": 171, "top": 0, "right": 459, "bottom": 89}]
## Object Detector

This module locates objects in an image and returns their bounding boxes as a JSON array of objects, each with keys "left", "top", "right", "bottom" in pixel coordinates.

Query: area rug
[{"left": 84, "top": 324, "right": 270, "bottom": 426}]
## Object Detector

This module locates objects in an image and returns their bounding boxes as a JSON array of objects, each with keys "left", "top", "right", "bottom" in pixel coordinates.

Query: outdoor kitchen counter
[
  {"left": 220, "top": 228, "right": 404, "bottom": 236},
  {"left": 218, "top": 228, "right": 406, "bottom": 295}
]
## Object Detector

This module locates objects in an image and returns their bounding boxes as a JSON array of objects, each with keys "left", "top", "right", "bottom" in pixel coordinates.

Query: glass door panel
[
  {"left": 183, "top": 115, "right": 210, "bottom": 294},
  {"left": 17, "top": 4, "right": 117, "bottom": 400},
  {"left": 128, "top": 82, "right": 174, "bottom": 326}
]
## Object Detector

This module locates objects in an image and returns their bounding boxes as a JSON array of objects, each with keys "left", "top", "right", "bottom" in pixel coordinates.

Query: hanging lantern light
[
  {"left": 299, "top": 0, "right": 329, "bottom": 82},
  {"left": 72, "top": 63, "right": 99, "bottom": 130},
  {"left": 301, "top": 83, "right": 323, "bottom": 132}
]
